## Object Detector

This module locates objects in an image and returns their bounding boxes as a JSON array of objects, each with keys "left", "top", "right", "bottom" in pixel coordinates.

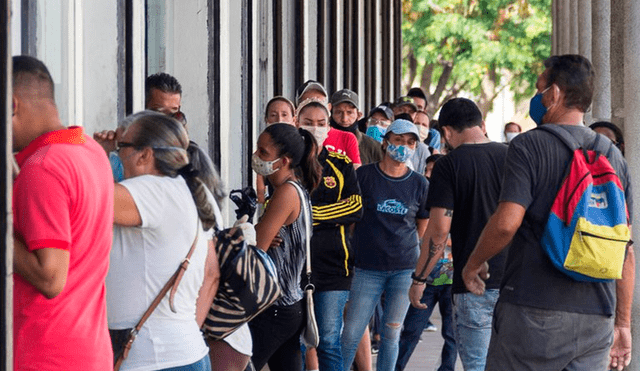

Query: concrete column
[
  {"left": 592, "top": 0, "right": 611, "bottom": 121},
  {"left": 561, "top": 0, "right": 571, "bottom": 53},
  {"left": 578, "top": 1, "right": 592, "bottom": 124},
  {"left": 611, "top": 0, "right": 625, "bottom": 127},
  {"left": 570, "top": 0, "right": 579, "bottom": 53},
  {"left": 623, "top": 0, "right": 640, "bottom": 366},
  {"left": 579, "top": 1, "right": 592, "bottom": 61}
]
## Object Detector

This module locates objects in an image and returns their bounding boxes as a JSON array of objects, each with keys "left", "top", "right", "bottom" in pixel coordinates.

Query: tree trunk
[{"left": 405, "top": 51, "right": 418, "bottom": 91}]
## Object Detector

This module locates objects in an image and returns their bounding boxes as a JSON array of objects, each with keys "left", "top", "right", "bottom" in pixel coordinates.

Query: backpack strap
[
  {"left": 536, "top": 125, "right": 581, "bottom": 151},
  {"left": 537, "top": 124, "right": 614, "bottom": 158}
]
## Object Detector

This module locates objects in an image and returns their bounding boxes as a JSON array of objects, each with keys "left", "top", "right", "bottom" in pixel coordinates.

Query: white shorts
[{"left": 223, "top": 323, "right": 253, "bottom": 356}]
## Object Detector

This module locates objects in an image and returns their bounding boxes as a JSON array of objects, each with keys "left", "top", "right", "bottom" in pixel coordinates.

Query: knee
[{"left": 382, "top": 322, "right": 403, "bottom": 340}]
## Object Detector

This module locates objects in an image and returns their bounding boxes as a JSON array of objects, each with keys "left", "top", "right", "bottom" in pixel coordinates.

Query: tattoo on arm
[
  {"left": 444, "top": 209, "right": 453, "bottom": 217},
  {"left": 417, "top": 238, "right": 446, "bottom": 278}
]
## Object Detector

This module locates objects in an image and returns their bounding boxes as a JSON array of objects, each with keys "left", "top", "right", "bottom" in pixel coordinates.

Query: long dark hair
[{"left": 263, "top": 123, "right": 322, "bottom": 192}]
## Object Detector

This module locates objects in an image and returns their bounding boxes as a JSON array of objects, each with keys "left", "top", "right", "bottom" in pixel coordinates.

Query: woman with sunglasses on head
[
  {"left": 98, "top": 111, "right": 220, "bottom": 371},
  {"left": 248, "top": 123, "right": 322, "bottom": 371}
]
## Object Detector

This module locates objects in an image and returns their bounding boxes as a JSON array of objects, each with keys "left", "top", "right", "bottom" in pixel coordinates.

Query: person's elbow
[
  {"left": 490, "top": 202, "right": 525, "bottom": 239},
  {"left": 38, "top": 274, "right": 67, "bottom": 299}
]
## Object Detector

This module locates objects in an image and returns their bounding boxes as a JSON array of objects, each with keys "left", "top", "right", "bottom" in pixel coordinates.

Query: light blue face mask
[
  {"left": 366, "top": 125, "right": 387, "bottom": 143},
  {"left": 109, "top": 151, "right": 125, "bottom": 182},
  {"left": 529, "top": 86, "right": 551, "bottom": 126},
  {"left": 386, "top": 141, "right": 415, "bottom": 163}
]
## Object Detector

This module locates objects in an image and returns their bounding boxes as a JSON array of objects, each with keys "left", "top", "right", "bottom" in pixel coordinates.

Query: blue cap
[{"left": 387, "top": 119, "right": 420, "bottom": 140}]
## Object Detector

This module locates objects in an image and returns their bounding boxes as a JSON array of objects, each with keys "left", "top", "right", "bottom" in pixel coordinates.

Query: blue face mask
[
  {"left": 386, "top": 141, "right": 415, "bottom": 163},
  {"left": 109, "top": 151, "right": 125, "bottom": 182},
  {"left": 529, "top": 87, "right": 551, "bottom": 126},
  {"left": 366, "top": 125, "right": 386, "bottom": 143}
]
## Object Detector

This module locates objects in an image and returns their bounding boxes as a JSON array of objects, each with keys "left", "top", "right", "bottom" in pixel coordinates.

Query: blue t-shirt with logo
[{"left": 354, "top": 163, "right": 429, "bottom": 271}]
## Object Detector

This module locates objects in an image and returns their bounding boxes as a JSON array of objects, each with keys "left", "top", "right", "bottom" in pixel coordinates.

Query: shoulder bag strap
[
  {"left": 114, "top": 220, "right": 201, "bottom": 371},
  {"left": 288, "top": 181, "right": 312, "bottom": 285}
]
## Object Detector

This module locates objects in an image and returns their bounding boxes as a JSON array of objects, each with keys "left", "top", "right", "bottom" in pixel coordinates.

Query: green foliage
[{"left": 403, "top": 0, "right": 552, "bottom": 113}]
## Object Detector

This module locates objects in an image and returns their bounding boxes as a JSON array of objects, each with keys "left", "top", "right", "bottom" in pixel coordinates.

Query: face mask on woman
[
  {"left": 386, "top": 141, "right": 415, "bottom": 163},
  {"left": 251, "top": 153, "right": 281, "bottom": 176},
  {"left": 505, "top": 132, "right": 519, "bottom": 143},
  {"left": 300, "top": 125, "right": 330, "bottom": 147}
]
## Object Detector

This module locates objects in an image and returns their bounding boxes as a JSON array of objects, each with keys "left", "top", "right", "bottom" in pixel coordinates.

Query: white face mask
[
  {"left": 505, "top": 132, "right": 519, "bottom": 143},
  {"left": 418, "top": 126, "right": 430, "bottom": 142},
  {"left": 300, "top": 125, "right": 330, "bottom": 146},
  {"left": 251, "top": 152, "right": 281, "bottom": 176}
]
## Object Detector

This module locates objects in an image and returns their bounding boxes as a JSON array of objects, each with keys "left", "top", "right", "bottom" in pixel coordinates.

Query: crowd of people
[{"left": 11, "top": 52, "right": 634, "bottom": 371}]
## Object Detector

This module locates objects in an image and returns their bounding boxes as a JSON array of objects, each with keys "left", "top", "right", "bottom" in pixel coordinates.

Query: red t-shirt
[
  {"left": 323, "top": 128, "right": 362, "bottom": 165},
  {"left": 13, "top": 127, "right": 114, "bottom": 371}
]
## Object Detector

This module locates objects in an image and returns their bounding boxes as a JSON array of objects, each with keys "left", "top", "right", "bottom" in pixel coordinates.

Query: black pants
[{"left": 248, "top": 300, "right": 305, "bottom": 371}]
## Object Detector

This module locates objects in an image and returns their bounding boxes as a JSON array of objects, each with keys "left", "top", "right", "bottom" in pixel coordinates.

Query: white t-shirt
[{"left": 107, "top": 175, "right": 209, "bottom": 371}]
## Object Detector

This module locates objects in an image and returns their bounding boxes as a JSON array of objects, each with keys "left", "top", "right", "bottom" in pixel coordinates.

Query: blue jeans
[
  {"left": 341, "top": 268, "right": 413, "bottom": 371},
  {"left": 395, "top": 284, "right": 456, "bottom": 371},
  {"left": 314, "top": 290, "right": 350, "bottom": 371},
  {"left": 453, "top": 289, "right": 499, "bottom": 371},
  {"left": 160, "top": 354, "right": 211, "bottom": 371}
]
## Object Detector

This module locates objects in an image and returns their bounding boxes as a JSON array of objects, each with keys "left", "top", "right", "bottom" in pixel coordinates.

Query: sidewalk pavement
[{"left": 374, "top": 303, "right": 463, "bottom": 371}]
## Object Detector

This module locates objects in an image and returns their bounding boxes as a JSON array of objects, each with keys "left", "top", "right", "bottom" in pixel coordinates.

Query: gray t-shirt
[{"left": 498, "top": 124, "right": 632, "bottom": 316}]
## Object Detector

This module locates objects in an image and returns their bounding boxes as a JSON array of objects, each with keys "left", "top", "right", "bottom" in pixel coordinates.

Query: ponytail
[
  {"left": 297, "top": 128, "right": 322, "bottom": 192},
  {"left": 263, "top": 123, "right": 322, "bottom": 192},
  {"left": 179, "top": 163, "right": 218, "bottom": 231},
  {"left": 128, "top": 111, "right": 218, "bottom": 230}
]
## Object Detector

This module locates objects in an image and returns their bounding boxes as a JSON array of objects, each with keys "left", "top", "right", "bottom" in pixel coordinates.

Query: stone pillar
[
  {"left": 592, "top": 0, "right": 611, "bottom": 121},
  {"left": 570, "top": 0, "right": 579, "bottom": 53},
  {"left": 611, "top": 0, "right": 625, "bottom": 127},
  {"left": 561, "top": 0, "right": 571, "bottom": 53},
  {"left": 623, "top": 0, "right": 640, "bottom": 365},
  {"left": 578, "top": 1, "right": 592, "bottom": 124}
]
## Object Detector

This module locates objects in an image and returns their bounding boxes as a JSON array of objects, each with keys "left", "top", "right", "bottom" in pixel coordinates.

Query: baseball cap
[
  {"left": 395, "top": 96, "right": 418, "bottom": 112},
  {"left": 386, "top": 119, "right": 420, "bottom": 140},
  {"left": 368, "top": 105, "right": 394, "bottom": 120},
  {"left": 330, "top": 89, "right": 359, "bottom": 110},
  {"left": 295, "top": 80, "right": 328, "bottom": 105},
  {"left": 407, "top": 87, "right": 427, "bottom": 101}
]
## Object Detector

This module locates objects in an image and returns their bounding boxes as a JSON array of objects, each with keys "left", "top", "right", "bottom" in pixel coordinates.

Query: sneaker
[
  {"left": 426, "top": 324, "right": 438, "bottom": 332},
  {"left": 371, "top": 341, "right": 379, "bottom": 355}
]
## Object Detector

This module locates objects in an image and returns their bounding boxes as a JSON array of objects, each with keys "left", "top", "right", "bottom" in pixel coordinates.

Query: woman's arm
[
  {"left": 196, "top": 239, "right": 220, "bottom": 327},
  {"left": 114, "top": 184, "right": 142, "bottom": 226},
  {"left": 254, "top": 182, "right": 300, "bottom": 251}
]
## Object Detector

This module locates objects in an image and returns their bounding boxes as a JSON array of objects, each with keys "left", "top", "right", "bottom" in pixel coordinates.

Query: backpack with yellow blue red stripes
[{"left": 538, "top": 125, "right": 630, "bottom": 282}]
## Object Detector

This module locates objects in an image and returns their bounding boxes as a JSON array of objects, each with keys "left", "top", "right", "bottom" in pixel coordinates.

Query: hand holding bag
[{"left": 290, "top": 181, "right": 320, "bottom": 348}]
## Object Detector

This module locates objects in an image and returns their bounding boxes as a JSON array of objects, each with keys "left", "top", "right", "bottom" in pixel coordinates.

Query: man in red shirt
[{"left": 12, "top": 56, "right": 114, "bottom": 370}]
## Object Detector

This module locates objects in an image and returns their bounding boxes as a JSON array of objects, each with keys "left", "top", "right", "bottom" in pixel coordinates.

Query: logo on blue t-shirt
[{"left": 377, "top": 199, "right": 408, "bottom": 215}]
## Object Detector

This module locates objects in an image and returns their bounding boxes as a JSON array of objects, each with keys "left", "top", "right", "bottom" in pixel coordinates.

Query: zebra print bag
[{"left": 202, "top": 226, "right": 281, "bottom": 340}]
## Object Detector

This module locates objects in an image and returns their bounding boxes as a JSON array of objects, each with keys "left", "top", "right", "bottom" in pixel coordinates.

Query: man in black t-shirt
[
  {"left": 463, "top": 55, "right": 635, "bottom": 370},
  {"left": 410, "top": 97, "right": 508, "bottom": 371}
]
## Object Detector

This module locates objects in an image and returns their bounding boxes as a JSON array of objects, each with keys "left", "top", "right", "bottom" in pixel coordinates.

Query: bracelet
[
  {"left": 411, "top": 280, "right": 426, "bottom": 286},
  {"left": 411, "top": 272, "right": 428, "bottom": 283}
]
